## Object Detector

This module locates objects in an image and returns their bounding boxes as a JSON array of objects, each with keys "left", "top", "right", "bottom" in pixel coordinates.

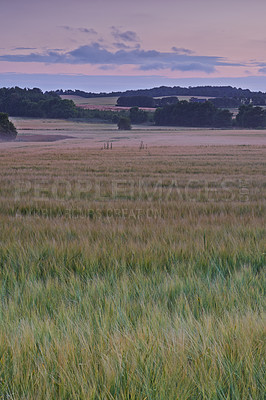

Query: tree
[
  {"left": 129, "top": 107, "right": 148, "bottom": 123},
  {"left": 117, "top": 117, "right": 131, "bottom": 130},
  {"left": 210, "top": 97, "right": 241, "bottom": 108},
  {"left": 154, "top": 101, "right": 233, "bottom": 127},
  {"left": 117, "top": 96, "right": 155, "bottom": 108},
  {"left": 0, "top": 113, "right": 17, "bottom": 140},
  {"left": 156, "top": 96, "right": 179, "bottom": 106},
  {"left": 236, "top": 105, "right": 266, "bottom": 128},
  {"left": 212, "top": 109, "right": 233, "bottom": 127}
]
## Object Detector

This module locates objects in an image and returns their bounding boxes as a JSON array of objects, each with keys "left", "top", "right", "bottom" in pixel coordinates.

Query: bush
[
  {"left": 117, "top": 117, "right": 131, "bottom": 130},
  {"left": 0, "top": 113, "right": 17, "bottom": 141}
]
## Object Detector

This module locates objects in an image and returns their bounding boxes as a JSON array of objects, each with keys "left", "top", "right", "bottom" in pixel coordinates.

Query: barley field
[{"left": 0, "top": 121, "right": 265, "bottom": 399}]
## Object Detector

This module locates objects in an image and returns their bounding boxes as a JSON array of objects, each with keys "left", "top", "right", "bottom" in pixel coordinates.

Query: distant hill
[{"left": 56, "top": 86, "right": 266, "bottom": 105}]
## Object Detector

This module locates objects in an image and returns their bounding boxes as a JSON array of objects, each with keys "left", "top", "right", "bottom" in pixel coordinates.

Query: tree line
[
  {"left": 117, "top": 96, "right": 179, "bottom": 108},
  {"left": 58, "top": 85, "right": 266, "bottom": 105},
  {"left": 117, "top": 94, "right": 266, "bottom": 110},
  {"left": 154, "top": 101, "right": 266, "bottom": 128},
  {"left": 1, "top": 87, "right": 266, "bottom": 129},
  {"left": 0, "top": 87, "right": 127, "bottom": 122},
  {"left": 117, "top": 102, "right": 266, "bottom": 129},
  {"left": 154, "top": 101, "right": 233, "bottom": 127}
]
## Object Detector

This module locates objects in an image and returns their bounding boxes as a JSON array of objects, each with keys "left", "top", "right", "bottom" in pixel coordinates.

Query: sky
[{"left": 1, "top": 0, "right": 266, "bottom": 92}]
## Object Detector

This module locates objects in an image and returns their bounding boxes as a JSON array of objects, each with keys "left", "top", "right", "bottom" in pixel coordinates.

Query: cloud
[
  {"left": 171, "top": 63, "right": 215, "bottom": 73},
  {"left": 78, "top": 28, "right": 97, "bottom": 35},
  {"left": 172, "top": 47, "right": 194, "bottom": 55},
  {"left": 0, "top": 51, "right": 67, "bottom": 63},
  {"left": 60, "top": 25, "right": 72, "bottom": 31},
  {"left": 47, "top": 48, "right": 64, "bottom": 51},
  {"left": 139, "top": 62, "right": 215, "bottom": 73},
  {"left": 113, "top": 42, "right": 132, "bottom": 50},
  {"left": 13, "top": 47, "right": 37, "bottom": 50},
  {"left": 99, "top": 65, "right": 116, "bottom": 71},
  {"left": 111, "top": 27, "right": 140, "bottom": 43},
  {"left": 0, "top": 42, "right": 242, "bottom": 74},
  {"left": 113, "top": 42, "right": 141, "bottom": 50},
  {"left": 258, "top": 67, "right": 266, "bottom": 74},
  {"left": 59, "top": 26, "right": 97, "bottom": 35}
]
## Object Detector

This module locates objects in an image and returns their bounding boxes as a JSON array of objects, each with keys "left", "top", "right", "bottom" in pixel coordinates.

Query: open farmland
[
  {"left": 60, "top": 95, "right": 119, "bottom": 107},
  {"left": 60, "top": 95, "right": 154, "bottom": 112},
  {"left": 0, "top": 120, "right": 265, "bottom": 399},
  {"left": 60, "top": 95, "right": 215, "bottom": 112},
  {"left": 9, "top": 117, "right": 266, "bottom": 147}
]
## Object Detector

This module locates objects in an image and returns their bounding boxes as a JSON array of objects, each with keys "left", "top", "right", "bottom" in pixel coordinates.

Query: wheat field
[{"left": 0, "top": 132, "right": 265, "bottom": 398}]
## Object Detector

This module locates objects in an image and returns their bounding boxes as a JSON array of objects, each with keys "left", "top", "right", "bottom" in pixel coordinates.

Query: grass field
[
  {"left": 0, "top": 120, "right": 265, "bottom": 399},
  {"left": 60, "top": 95, "right": 119, "bottom": 107}
]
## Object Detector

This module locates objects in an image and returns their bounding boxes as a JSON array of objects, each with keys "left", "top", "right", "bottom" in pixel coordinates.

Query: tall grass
[{"left": 0, "top": 143, "right": 265, "bottom": 399}]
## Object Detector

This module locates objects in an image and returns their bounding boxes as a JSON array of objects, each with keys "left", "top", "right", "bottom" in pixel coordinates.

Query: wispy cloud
[
  {"left": 59, "top": 26, "right": 97, "bottom": 35},
  {"left": 47, "top": 48, "right": 64, "bottom": 52},
  {"left": 60, "top": 25, "right": 72, "bottom": 31},
  {"left": 172, "top": 47, "right": 194, "bottom": 55},
  {"left": 113, "top": 42, "right": 141, "bottom": 50},
  {"left": 258, "top": 67, "right": 266, "bottom": 74},
  {"left": 171, "top": 63, "right": 215, "bottom": 73},
  {"left": 99, "top": 65, "right": 116, "bottom": 71},
  {"left": 78, "top": 28, "right": 97, "bottom": 35},
  {"left": 13, "top": 47, "right": 37, "bottom": 50},
  {"left": 111, "top": 27, "right": 140, "bottom": 43},
  {"left": 139, "top": 62, "right": 215, "bottom": 73}
]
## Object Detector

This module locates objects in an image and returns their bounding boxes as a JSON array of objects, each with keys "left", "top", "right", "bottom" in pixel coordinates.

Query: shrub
[
  {"left": 117, "top": 117, "right": 132, "bottom": 130},
  {"left": 0, "top": 113, "right": 17, "bottom": 140}
]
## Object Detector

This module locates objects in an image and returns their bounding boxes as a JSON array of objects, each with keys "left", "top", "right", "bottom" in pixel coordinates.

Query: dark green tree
[
  {"left": 213, "top": 109, "right": 233, "bottom": 127},
  {"left": 0, "top": 113, "right": 17, "bottom": 140},
  {"left": 117, "top": 96, "right": 155, "bottom": 107},
  {"left": 236, "top": 105, "right": 266, "bottom": 128},
  {"left": 154, "top": 101, "right": 233, "bottom": 127},
  {"left": 129, "top": 107, "right": 148, "bottom": 123},
  {"left": 117, "top": 117, "right": 131, "bottom": 130}
]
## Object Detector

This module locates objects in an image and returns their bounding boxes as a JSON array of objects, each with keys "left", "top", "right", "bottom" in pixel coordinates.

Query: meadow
[{"left": 0, "top": 120, "right": 265, "bottom": 399}]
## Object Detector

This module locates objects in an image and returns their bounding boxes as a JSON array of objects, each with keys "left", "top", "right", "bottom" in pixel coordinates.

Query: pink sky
[{"left": 1, "top": 0, "right": 266, "bottom": 91}]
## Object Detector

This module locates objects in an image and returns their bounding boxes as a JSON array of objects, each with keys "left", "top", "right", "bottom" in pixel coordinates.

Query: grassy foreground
[{"left": 0, "top": 144, "right": 265, "bottom": 399}]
